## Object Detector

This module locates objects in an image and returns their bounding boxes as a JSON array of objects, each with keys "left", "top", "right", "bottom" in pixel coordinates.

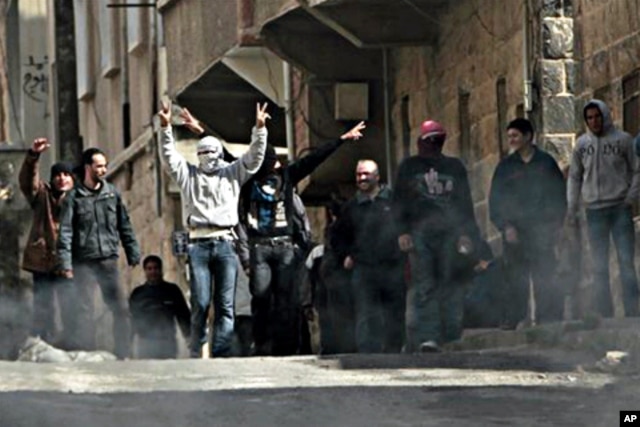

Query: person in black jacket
[
  {"left": 489, "top": 118, "right": 567, "bottom": 326},
  {"left": 57, "top": 148, "right": 141, "bottom": 359},
  {"left": 129, "top": 255, "right": 190, "bottom": 359},
  {"left": 394, "top": 120, "right": 482, "bottom": 353},
  {"left": 333, "top": 160, "right": 404, "bottom": 353},
  {"left": 240, "top": 121, "right": 366, "bottom": 356}
]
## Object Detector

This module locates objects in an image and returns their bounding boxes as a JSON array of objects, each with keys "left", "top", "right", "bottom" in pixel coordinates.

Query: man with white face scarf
[
  {"left": 158, "top": 102, "right": 269, "bottom": 358},
  {"left": 196, "top": 136, "right": 224, "bottom": 173}
]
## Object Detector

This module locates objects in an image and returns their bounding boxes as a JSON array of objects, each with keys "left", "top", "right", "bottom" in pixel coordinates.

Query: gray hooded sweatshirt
[
  {"left": 160, "top": 125, "right": 267, "bottom": 229},
  {"left": 567, "top": 99, "right": 640, "bottom": 215}
]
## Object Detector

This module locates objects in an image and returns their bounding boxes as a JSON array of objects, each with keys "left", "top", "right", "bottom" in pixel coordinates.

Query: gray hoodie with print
[{"left": 567, "top": 99, "right": 640, "bottom": 215}]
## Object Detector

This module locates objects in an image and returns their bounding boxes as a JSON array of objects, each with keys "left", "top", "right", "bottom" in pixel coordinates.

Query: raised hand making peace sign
[
  {"left": 340, "top": 121, "right": 366, "bottom": 141},
  {"left": 256, "top": 103, "right": 271, "bottom": 129}
]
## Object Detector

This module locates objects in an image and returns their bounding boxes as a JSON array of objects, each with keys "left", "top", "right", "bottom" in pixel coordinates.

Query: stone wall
[
  {"left": 574, "top": 0, "right": 640, "bottom": 128},
  {"left": 389, "top": 0, "right": 526, "bottom": 242},
  {"left": 538, "top": 0, "right": 576, "bottom": 173}
]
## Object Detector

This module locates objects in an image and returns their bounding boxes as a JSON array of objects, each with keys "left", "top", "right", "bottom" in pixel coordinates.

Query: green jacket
[{"left": 57, "top": 180, "right": 140, "bottom": 270}]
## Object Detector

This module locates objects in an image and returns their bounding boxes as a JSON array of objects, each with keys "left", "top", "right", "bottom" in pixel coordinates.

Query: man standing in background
[
  {"left": 333, "top": 159, "right": 405, "bottom": 353},
  {"left": 19, "top": 138, "right": 77, "bottom": 348},
  {"left": 57, "top": 148, "right": 141, "bottom": 359},
  {"left": 567, "top": 99, "right": 640, "bottom": 318}
]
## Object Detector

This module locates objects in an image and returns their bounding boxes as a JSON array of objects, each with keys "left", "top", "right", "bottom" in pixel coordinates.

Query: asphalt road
[{"left": 0, "top": 350, "right": 636, "bottom": 427}]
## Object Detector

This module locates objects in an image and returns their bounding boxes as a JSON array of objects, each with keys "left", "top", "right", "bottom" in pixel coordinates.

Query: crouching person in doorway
[{"left": 129, "top": 255, "right": 190, "bottom": 359}]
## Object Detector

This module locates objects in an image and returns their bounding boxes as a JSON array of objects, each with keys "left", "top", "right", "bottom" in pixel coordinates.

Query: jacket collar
[
  {"left": 356, "top": 185, "right": 391, "bottom": 204},
  {"left": 74, "top": 179, "right": 108, "bottom": 196}
]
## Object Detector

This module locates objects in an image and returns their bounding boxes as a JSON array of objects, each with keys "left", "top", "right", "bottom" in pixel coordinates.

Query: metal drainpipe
[
  {"left": 283, "top": 61, "right": 295, "bottom": 161},
  {"left": 383, "top": 48, "right": 393, "bottom": 187},
  {"left": 523, "top": 0, "right": 532, "bottom": 118}
]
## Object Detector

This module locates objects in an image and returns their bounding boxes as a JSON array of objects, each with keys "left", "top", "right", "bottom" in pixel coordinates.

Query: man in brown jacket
[{"left": 19, "top": 137, "right": 76, "bottom": 348}]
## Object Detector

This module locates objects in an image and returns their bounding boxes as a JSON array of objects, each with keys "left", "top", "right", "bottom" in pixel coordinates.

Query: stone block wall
[
  {"left": 574, "top": 0, "right": 640, "bottom": 128},
  {"left": 538, "top": 0, "right": 576, "bottom": 172},
  {"left": 389, "top": 0, "right": 526, "bottom": 241}
]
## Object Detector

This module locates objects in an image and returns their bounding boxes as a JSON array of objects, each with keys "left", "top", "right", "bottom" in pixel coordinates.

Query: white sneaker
[{"left": 419, "top": 340, "right": 441, "bottom": 353}]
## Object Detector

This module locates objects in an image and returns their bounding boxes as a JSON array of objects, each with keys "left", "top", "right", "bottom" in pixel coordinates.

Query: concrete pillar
[
  {"left": 52, "top": 0, "right": 82, "bottom": 163},
  {"left": 18, "top": 0, "right": 49, "bottom": 147}
]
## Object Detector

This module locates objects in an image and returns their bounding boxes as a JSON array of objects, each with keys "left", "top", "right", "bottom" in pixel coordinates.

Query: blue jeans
[
  {"left": 188, "top": 239, "right": 238, "bottom": 357},
  {"left": 586, "top": 204, "right": 639, "bottom": 317},
  {"left": 405, "top": 231, "right": 467, "bottom": 351},
  {"left": 352, "top": 262, "right": 405, "bottom": 353}
]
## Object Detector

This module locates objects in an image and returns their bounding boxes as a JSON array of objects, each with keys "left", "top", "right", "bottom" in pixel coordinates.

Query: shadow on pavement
[
  {"left": 311, "top": 348, "right": 599, "bottom": 373},
  {"left": 0, "top": 382, "right": 631, "bottom": 427}
]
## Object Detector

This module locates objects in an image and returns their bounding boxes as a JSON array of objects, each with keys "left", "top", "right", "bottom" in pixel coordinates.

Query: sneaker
[{"left": 419, "top": 340, "right": 441, "bottom": 353}]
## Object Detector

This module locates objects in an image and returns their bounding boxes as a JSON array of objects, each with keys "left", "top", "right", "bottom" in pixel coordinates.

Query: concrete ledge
[{"left": 449, "top": 318, "right": 640, "bottom": 361}]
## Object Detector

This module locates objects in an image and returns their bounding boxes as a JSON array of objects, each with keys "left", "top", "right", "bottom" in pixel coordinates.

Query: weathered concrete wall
[
  {"left": 161, "top": 0, "right": 239, "bottom": 95},
  {"left": 253, "top": 0, "right": 298, "bottom": 28},
  {"left": 109, "top": 140, "right": 186, "bottom": 292},
  {"left": 389, "top": 0, "right": 525, "bottom": 240}
]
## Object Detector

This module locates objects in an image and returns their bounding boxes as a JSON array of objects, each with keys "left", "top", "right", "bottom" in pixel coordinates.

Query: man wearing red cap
[{"left": 394, "top": 120, "right": 483, "bottom": 352}]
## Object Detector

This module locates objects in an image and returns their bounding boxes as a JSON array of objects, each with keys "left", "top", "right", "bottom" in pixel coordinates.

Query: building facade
[{"left": 1, "top": 0, "right": 638, "bottom": 357}]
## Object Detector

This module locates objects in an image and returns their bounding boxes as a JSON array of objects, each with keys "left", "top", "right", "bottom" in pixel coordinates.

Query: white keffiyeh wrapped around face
[{"left": 197, "top": 136, "right": 223, "bottom": 173}]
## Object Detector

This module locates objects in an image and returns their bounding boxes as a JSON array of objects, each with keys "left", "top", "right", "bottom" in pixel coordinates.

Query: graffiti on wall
[{"left": 22, "top": 55, "right": 48, "bottom": 103}]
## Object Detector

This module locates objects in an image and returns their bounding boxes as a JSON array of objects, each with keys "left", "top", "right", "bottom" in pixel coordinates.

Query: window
[
  {"left": 496, "top": 77, "right": 507, "bottom": 158},
  {"left": 458, "top": 90, "right": 471, "bottom": 164},
  {"left": 401, "top": 95, "right": 411, "bottom": 158},
  {"left": 99, "top": 0, "right": 120, "bottom": 77},
  {"left": 623, "top": 70, "right": 640, "bottom": 137},
  {"left": 73, "top": 0, "right": 94, "bottom": 99}
]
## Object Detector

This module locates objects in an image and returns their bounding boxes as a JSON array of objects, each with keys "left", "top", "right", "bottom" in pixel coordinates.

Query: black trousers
[
  {"left": 74, "top": 258, "right": 131, "bottom": 359},
  {"left": 316, "top": 251, "right": 356, "bottom": 354},
  {"left": 249, "top": 240, "right": 299, "bottom": 356}
]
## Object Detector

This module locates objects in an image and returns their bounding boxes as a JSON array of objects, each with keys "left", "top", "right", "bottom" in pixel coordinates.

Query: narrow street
[{"left": 0, "top": 349, "right": 635, "bottom": 427}]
